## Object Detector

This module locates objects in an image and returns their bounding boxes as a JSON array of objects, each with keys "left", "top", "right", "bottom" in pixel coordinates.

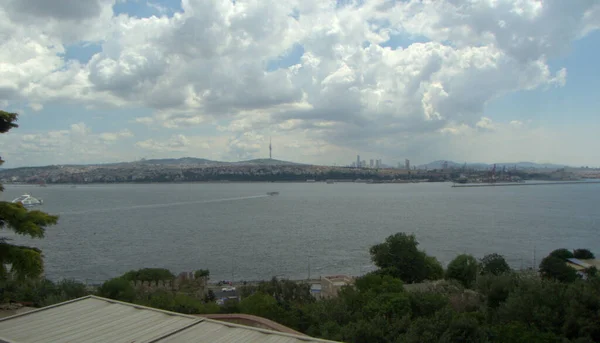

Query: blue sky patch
[{"left": 113, "top": 0, "right": 182, "bottom": 18}]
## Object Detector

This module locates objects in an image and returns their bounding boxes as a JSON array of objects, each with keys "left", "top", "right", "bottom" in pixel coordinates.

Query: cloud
[
  {"left": 136, "top": 134, "right": 191, "bottom": 152},
  {"left": 4, "top": 0, "right": 106, "bottom": 21},
  {"left": 0, "top": 0, "right": 599, "bottom": 166},
  {"left": 0, "top": 122, "right": 135, "bottom": 165}
]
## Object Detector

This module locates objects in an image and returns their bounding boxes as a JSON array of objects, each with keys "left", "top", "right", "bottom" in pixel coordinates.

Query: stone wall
[{"left": 129, "top": 273, "right": 208, "bottom": 297}]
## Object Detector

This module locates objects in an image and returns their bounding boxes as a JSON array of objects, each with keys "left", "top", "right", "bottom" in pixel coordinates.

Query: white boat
[{"left": 11, "top": 194, "right": 44, "bottom": 207}]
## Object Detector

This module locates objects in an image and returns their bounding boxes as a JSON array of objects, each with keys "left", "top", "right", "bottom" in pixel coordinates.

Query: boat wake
[{"left": 57, "top": 194, "right": 269, "bottom": 216}]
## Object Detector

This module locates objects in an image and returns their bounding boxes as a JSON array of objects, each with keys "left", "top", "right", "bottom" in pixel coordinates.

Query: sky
[{"left": 0, "top": 0, "right": 599, "bottom": 168}]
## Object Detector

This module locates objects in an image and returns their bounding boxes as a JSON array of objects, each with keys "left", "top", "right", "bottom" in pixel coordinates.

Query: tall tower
[
  {"left": 356, "top": 155, "right": 360, "bottom": 168},
  {"left": 269, "top": 137, "right": 272, "bottom": 159}
]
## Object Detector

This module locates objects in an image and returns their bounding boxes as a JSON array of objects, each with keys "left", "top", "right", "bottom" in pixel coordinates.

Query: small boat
[
  {"left": 12, "top": 194, "right": 44, "bottom": 207},
  {"left": 266, "top": 192, "right": 279, "bottom": 196}
]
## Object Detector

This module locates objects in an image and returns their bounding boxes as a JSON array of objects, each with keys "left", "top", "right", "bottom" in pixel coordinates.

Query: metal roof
[
  {"left": 0, "top": 296, "right": 339, "bottom": 343},
  {"left": 567, "top": 258, "right": 592, "bottom": 268}
]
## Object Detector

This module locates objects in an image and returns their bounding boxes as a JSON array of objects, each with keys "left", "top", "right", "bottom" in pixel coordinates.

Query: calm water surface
[{"left": 2, "top": 182, "right": 599, "bottom": 283}]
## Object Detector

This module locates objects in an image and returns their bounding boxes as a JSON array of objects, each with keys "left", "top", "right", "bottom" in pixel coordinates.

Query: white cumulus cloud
[{"left": 0, "top": 0, "right": 599, "bottom": 166}]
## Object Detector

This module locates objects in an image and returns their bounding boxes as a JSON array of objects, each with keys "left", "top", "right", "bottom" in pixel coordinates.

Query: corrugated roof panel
[
  {"left": 0, "top": 296, "right": 341, "bottom": 343},
  {"left": 156, "top": 320, "right": 337, "bottom": 343},
  {"left": 0, "top": 297, "right": 199, "bottom": 343}
]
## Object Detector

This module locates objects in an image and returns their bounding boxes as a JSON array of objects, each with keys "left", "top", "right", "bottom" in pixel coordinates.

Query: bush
[{"left": 446, "top": 254, "right": 478, "bottom": 288}]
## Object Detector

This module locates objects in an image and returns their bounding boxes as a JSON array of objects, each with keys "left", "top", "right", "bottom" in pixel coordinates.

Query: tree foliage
[
  {"left": 369, "top": 233, "right": 442, "bottom": 283},
  {"left": 0, "top": 111, "right": 59, "bottom": 280},
  {"left": 97, "top": 277, "right": 136, "bottom": 302},
  {"left": 446, "top": 254, "right": 478, "bottom": 288},
  {"left": 194, "top": 269, "right": 210, "bottom": 278},
  {"left": 573, "top": 249, "right": 595, "bottom": 259},
  {"left": 549, "top": 248, "right": 574, "bottom": 260},
  {"left": 121, "top": 268, "right": 175, "bottom": 282},
  {"left": 0, "top": 277, "right": 89, "bottom": 306},
  {"left": 539, "top": 256, "right": 579, "bottom": 283},
  {"left": 480, "top": 253, "right": 511, "bottom": 276}
]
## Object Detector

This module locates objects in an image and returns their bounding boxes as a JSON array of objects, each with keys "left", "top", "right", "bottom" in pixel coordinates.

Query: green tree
[
  {"left": 256, "top": 277, "right": 314, "bottom": 305},
  {"left": 0, "top": 111, "right": 59, "bottom": 280},
  {"left": 446, "top": 254, "right": 478, "bottom": 288},
  {"left": 121, "top": 268, "right": 175, "bottom": 283},
  {"left": 239, "top": 292, "right": 283, "bottom": 319},
  {"left": 369, "top": 233, "right": 439, "bottom": 283},
  {"left": 424, "top": 255, "right": 444, "bottom": 280},
  {"left": 98, "top": 277, "right": 136, "bottom": 302},
  {"left": 479, "top": 253, "right": 510, "bottom": 275},
  {"left": 497, "top": 278, "right": 568, "bottom": 334},
  {"left": 573, "top": 249, "right": 595, "bottom": 259},
  {"left": 489, "top": 322, "right": 563, "bottom": 343},
  {"left": 194, "top": 269, "right": 210, "bottom": 278},
  {"left": 475, "top": 273, "right": 518, "bottom": 309},
  {"left": 549, "top": 248, "right": 574, "bottom": 260},
  {"left": 539, "top": 256, "right": 579, "bottom": 283}
]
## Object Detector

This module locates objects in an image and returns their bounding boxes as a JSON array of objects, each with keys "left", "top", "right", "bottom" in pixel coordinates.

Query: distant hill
[
  {"left": 233, "top": 158, "right": 305, "bottom": 166},
  {"left": 135, "top": 157, "right": 221, "bottom": 166},
  {"left": 417, "top": 160, "right": 569, "bottom": 170},
  {"left": 0, "top": 157, "right": 304, "bottom": 170}
]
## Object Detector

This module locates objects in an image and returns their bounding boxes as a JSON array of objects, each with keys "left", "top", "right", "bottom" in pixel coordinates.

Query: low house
[{"left": 321, "top": 275, "right": 354, "bottom": 298}]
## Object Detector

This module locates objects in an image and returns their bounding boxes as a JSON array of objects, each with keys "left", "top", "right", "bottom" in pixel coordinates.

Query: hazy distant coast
[{"left": 0, "top": 157, "right": 598, "bottom": 185}]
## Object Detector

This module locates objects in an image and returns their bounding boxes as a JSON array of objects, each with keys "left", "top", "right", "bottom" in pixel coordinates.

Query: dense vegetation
[{"left": 2, "top": 233, "right": 598, "bottom": 342}]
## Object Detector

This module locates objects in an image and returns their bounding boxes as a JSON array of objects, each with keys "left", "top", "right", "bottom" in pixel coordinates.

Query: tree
[
  {"left": 239, "top": 292, "right": 282, "bottom": 319},
  {"left": 194, "top": 269, "right": 210, "bottom": 278},
  {"left": 98, "top": 277, "right": 136, "bottom": 302},
  {"left": 573, "top": 249, "right": 595, "bottom": 260},
  {"left": 549, "top": 248, "right": 574, "bottom": 260},
  {"left": 121, "top": 268, "right": 175, "bottom": 283},
  {"left": 0, "top": 111, "right": 59, "bottom": 280},
  {"left": 256, "top": 277, "right": 314, "bottom": 305},
  {"left": 424, "top": 255, "right": 445, "bottom": 280},
  {"left": 539, "top": 256, "right": 579, "bottom": 283},
  {"left": 369, "top": 233, "right": 439, "bottom": 283},
  {"left": 479, "top": 253, "right": 510, "bottom": 276},
  {"left": 445, "top": 254, "right": 478, "bottom": 288}
]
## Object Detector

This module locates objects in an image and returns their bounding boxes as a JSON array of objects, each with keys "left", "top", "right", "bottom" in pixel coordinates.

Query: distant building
[
  {"left": 321, "top": 275, "right": 354, "bottom": 298},
  {"left": 405, "top": 159, "right": 410, "bottom": 170},
  {"left": 375, "top": 159, "right": 381, "bottom": 168},
  {"left": 370, "top": 159, "right": 374, "bottom": 168},
  {"left": 356, "top": 155, "right": 361, "bottom": 169}
]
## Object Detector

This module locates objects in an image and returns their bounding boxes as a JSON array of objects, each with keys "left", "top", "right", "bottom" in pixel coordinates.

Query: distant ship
[
  {"left": 12, "top": 194, "right": 44, "bottom": 207},
  {"left": 266, "top": 192, "right": 279, "bottom": 196}
]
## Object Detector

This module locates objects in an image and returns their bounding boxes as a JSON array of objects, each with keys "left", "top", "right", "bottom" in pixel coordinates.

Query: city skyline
[{"left": 1, "top": 1, "right": 599, "bottom": 168}]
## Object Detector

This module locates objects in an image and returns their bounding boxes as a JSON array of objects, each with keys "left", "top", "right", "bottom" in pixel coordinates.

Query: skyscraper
[
  {"left": 356, "top": 155, "right": 360, "bottom": 168},
  {"left": 269, "top": 137, "right": 272, "bottom": 159},
  {"left": 405, "top": 159, "right": 410, "bottom": 170},
  {"left": 370, "top": 159, "right": 374, "bottom": 168}
]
